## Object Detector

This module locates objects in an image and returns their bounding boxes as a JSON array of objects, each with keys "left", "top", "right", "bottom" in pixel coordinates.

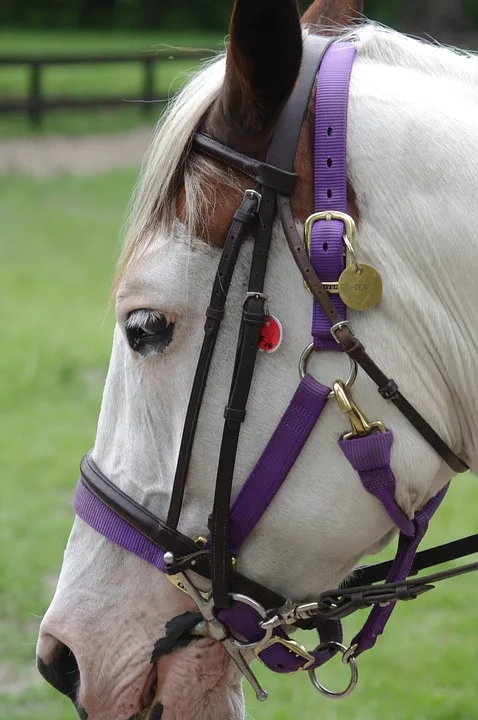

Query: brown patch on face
[
  {"left": 185, "top": 85, "right": 358, "bottom": 248},
  {"left": 301, "top": 0, "right": 364, "bottom": 28},
  {"left": 176, "top": 185, "right": 186, "bottom": 223}
]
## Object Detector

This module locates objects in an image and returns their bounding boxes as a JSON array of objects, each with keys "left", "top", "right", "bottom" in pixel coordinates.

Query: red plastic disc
[{"left": 258, "top": 315, "right": 283, "bottom": 354}]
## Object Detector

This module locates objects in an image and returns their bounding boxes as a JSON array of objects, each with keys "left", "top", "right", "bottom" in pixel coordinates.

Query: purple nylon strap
[
  {"left": 220, "top": 602, "right": 342, "bottom": 673},
  {"left": 221, "top": 374, "right": 342, "bottom": 671},
  {"left": 339, "top": 432, "right": 415, "bottom": 537},
  {"left": 311, "top": 43, "right": 356, "bottom": 351},
  {"left": 228, "top": 375, "right": 329, "bottom": 554},
  {"left": 74, "top": 478, "right": 166, "bottom": 572},
  {"left": 353, "top": 484, "right": 449, "bottom": 655},
  {"left": 339, "top": 431, "right": 449, "bottom": 656}
]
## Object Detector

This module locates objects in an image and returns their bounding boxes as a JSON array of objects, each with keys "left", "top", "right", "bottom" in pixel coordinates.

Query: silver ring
[
  {"left": 298, "top": 343, "right": 357, "bottom": 398},
  {"left": 228, "top": 594, "right": 273, "bottom": 650},
  {"left": 308, "top": 641, "right": 359, "bottom": 699}
]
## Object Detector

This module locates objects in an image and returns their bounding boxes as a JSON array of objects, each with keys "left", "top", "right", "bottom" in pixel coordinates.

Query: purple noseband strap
[{"left": 74, "top": 478, "right": 166, "bottom": 572}]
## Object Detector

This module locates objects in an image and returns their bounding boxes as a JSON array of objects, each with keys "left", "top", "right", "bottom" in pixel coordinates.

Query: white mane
[{"left": 117, "top": 24, "right": 478, "bottom": 284}]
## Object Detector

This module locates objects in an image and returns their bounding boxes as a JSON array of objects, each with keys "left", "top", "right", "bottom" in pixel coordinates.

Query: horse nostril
[{"left": 37, "top": 641, "right": 80, "bottom": 700}]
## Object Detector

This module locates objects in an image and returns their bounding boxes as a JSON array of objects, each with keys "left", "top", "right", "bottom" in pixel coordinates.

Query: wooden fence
[{"left": 0, "top": 50, "right": 217, "bottom": 127}]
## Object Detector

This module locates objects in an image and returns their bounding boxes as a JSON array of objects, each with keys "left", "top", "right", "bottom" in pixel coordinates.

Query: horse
[{"left": 36, "top": 1, "right": 478, "bottom": 718}]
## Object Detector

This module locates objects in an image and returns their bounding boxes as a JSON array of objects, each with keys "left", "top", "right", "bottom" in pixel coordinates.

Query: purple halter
[{"left": 73, "top": 41, "right": 448, "bottom": 698}]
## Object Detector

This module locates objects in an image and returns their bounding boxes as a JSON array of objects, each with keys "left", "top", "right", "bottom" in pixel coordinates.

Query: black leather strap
[
  {"left": 192, "top": 134, "right": 297, "bottom": 196},
  {"left": 277, "top": 196, "right": 469, "bottom": 474},
  {"left": 348, "top": 533, "right": 478, "bottom": 587},
  {"left": 210, "top": 187, "right": 277, "bottom": 608},
  {"left": 207, "top": 35, "right": 334, "bottom": 609},
  {"left": 166, "top": 190, "right": 261, "bottom": 529}
]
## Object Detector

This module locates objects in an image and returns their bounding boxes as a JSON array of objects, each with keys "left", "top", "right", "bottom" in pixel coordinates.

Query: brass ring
[
  {"left": 308, "top": 641, "right": 359, "bottom": 699},
  {"left": 298, "top": 343, "right": 357, "bottom": 398}
]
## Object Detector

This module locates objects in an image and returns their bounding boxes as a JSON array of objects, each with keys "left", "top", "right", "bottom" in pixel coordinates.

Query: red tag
[{"left": 258, "top": 315, "right": 283, "bottom": 354}]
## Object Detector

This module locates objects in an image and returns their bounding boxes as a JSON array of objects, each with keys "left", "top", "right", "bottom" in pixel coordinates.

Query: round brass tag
[{"left": 338, "top": 264, "right": 383, "bottom": 311}]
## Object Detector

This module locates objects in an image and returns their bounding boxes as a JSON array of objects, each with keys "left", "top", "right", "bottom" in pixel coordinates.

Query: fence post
[
  {"left": 142, "top": 57, "right": 155, "bottom": 117},
  {"left": 28, "top": 61, "right": 43, "bottom": 127}
]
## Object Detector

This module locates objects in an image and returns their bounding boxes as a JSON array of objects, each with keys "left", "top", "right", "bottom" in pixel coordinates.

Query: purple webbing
[
  {"left": 228, "top": 375, "right": 330, "bottom": 554},
  {"left": 339, "top": 432, "right": 415, "bottom": 537},
  {"left": 311, "top": 43, "right": 356, "bottom": 351},
  {"left": 219, "top": 600, "right": 342, "bottom": 673},
  {"left": 73, "top": 479, "right": 166, "bottom": 572},
  {"left": 220, "top": 374, "right": 342, "bottom": 672},
  {"left": 352, "top": 484, "right": 449, "bottom": 656}
]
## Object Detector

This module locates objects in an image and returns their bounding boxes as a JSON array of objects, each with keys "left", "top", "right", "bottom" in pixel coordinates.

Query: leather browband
[{"left": 192, "top": 134, "right": 297, "bottom": 196}]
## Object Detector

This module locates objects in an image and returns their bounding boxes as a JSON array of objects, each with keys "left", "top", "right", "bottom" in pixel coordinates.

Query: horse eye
[{"left": 125, "top": 309, "right": 175, "bottom": 355}]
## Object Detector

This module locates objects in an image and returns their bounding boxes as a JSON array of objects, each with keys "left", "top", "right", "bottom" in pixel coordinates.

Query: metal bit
[
  {"left": 164, "top": 552, "right": 268, "bottom": 701},
  {"left": 221, "top": 636, "right": 268, "bottom": 702}
]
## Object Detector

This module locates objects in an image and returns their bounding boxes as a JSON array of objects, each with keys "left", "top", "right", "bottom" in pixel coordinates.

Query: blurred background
[{"left": 2, "top": 2, "right": 478, "bottom": 719}]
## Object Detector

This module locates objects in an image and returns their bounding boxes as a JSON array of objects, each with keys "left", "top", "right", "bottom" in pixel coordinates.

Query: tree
[{"left": 400, "top": 0, "right": 470, "bottom": 39}]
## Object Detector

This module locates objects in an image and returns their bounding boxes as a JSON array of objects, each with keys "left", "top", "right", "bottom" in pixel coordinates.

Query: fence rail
[{"left": 0, "top": 50, "right": 218, "bottom": 127}]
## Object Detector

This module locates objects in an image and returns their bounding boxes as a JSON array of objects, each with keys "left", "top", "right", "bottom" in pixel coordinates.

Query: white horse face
[{"left": 36, "top": 1, "right": 471, "bottom": 718}]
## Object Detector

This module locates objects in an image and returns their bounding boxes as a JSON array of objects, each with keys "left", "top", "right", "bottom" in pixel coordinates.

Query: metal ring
[
  {"left": 308, "top": 641, "right": 359, "bottom": 700},
  {"left": 342, "top": 234, "right": 360, "bottom": 273},
  {"left": 298, "top": 343, "right": 357, "bottom": 398},
  {"left": 228, "top": 593, "right": 273, "bottom": 650}
]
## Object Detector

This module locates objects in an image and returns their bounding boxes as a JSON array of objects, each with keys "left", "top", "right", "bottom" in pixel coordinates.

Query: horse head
[{"left": 37, "top": 0, "right": 476, "bottom": 718}]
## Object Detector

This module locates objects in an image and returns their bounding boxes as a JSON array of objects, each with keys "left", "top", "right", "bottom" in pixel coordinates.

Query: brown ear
[
  {"left": 209, "top": 0, "right": 303, "bottom": 146},
  {"left": 301, "top": 0, "right": 364, "bottom": 28}
]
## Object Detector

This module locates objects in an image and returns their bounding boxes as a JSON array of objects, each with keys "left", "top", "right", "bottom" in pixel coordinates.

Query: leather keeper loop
[
  {"left": 223, "top": 406, "right": 247, "bottom": 424},
  {"left": 379, "top": 379, "right": 400, "bottom": 401},
  {"left": 234, "top": 208, "right": 256, "bottom": 223},
  {"left": 243, "top": 310, "right": 266, "bottom": 326},
  {"left": 205, "top": 307, "right": 225, "bottom": 321}
]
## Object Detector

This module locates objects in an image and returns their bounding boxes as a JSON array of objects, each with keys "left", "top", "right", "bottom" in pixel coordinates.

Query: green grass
[
  {"left": 2, "top": 169, "right": 478, "bottom": 719},
  {"left": 0, "top": 31, "right": 224, "bottom": 138},
  {"left": 0, "top": 30, "right": 225, "bottom": 54}
]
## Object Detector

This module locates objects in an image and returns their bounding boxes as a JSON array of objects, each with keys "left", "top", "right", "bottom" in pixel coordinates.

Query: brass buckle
[
  {"left": 303, "top": 211, "right": 357, "bottom": 293},
  {"left": 333, "top": 380, "right": 385, "bottom": 439},
  {"left": 253, "top": 637, "right": 315, "bottom": 670}
]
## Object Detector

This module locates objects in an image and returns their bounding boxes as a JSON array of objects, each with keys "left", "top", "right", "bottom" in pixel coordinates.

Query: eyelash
[{"left": 125, "top": 310, "right": 175, "bottom": 355}]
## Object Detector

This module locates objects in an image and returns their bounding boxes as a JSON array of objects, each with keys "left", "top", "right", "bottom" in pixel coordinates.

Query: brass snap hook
[{"left": 333, "top": 380, "right": 385, "bottom": 439}]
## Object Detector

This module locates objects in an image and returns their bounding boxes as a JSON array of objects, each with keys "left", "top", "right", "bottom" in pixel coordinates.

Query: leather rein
[{"left": 74, "top": 35, "right": 478, "bottom": 702}]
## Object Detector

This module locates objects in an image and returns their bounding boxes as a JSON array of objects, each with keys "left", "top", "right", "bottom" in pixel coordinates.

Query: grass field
[
  {"left": 2, "top": 168, "right": 478, "bottom": 720},
  {"left": 0, "top": 31, "right": 224, "bottom": 138}
]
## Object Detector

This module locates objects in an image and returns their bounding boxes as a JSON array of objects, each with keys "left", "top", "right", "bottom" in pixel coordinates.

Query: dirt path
[{"left": 0, "top": 127, "right": 153, "bottom": 176}]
